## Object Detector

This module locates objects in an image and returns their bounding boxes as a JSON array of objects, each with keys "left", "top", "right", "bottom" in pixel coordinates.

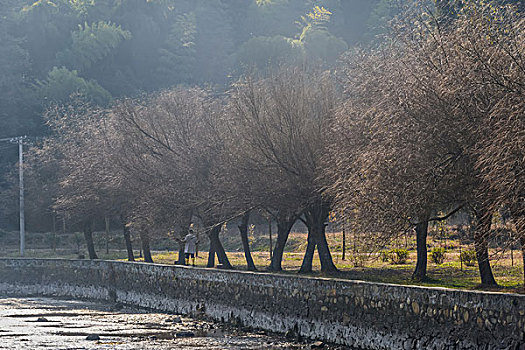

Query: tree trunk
[
  {"left": 299, "top": 230, "right": 316, "bottom": 273},
  {"left": 207, "top": 241, "right": 216, "bottom": 267},
  {"left": 268, "top": 214, "right": 296, "bottom": 271},
  {"left": 83, "top": 220, "right": 98, "bottom": 260},
  {"left": 208, "top": 224, "right": 232, "bottom": 269},
  {"left": 104, "top": 215, "right": 110, "bottom": 254},
  {"left": 238, "top": 211, "right": 257, "bottom": 271},
  {"left": 316, "top": 222, "right": 337, "bottom": 273},
  {"left": 139, "top": 230, "right": 153, "bottom": 263},
  {"left": 207, "top": 225, "right": 217, "bottom": 268},
  {"left": 341, "top": 219, "right": 345, "bottom": 260},
  {"left": 177, "top": 246, "right": 186, "bottom": 265},
  {"left": 509, "top": 208, "right": 524, "bottom": 286},
  {"left": 300, "top": 201, "right": 338, "bottom": 274},
  {"left": 518, "top": 231, "right": 525, "bottom": 288},
  {"left": 516, "top": 216, "right": 525, "bottom": 287},
  {"left": 52, "top": 211, "right": 57, "bottom": 252},
  {"left": 474, "top": 211, "right": 497, "bottom": 286},
  {"left": 268, "top": 217, "right": 273, "bottom": 260},
  {"left": 122, "top": 224, "right": 134, "bottom": 261},
  {"left": 412, "top": 216, "right": 430, "bottom": 281}
]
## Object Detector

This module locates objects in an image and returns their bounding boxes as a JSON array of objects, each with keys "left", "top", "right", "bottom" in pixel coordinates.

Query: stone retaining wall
[{"left": 0, "top": 258, "right": 523, "bottom": 349}]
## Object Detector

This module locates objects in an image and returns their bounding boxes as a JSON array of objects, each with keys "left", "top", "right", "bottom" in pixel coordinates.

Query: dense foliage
[
  {"left": 0, "top": 0, "right": 387, "bottom": 140},
  {"left": 0, "top": 0, "right": 396, "bottom": 209}
]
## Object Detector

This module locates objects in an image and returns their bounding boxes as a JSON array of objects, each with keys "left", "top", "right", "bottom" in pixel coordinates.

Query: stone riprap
[{"left": 0, "top": 258, "right": 523, "bottom": 349}]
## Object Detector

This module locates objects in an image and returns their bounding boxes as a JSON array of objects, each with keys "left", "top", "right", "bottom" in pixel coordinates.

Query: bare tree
[
  {"left": 110, "top": 88, "right": 239, "bottom": 268},
  {"left": 329, "top": 0, "right": 522, "bottom": 285},
  {"left": 228, "top": 66, "right": 340, "bottom": 273},
  {"left": 468, "top": 3, "right": 525, "bottom": 283},
  {"left": 329, "top": 42, "right": 467, "bottom": 281},
  {"left": 237, "top": 210, "right": 257, "bottom": 271},
  {"left": 42, "top": 101, "right": 113, "bottom": 259}
]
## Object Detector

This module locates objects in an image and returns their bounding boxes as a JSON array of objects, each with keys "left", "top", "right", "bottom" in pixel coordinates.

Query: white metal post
[{"left": 18, "top": 138, "right": 25, "bottom": 257}]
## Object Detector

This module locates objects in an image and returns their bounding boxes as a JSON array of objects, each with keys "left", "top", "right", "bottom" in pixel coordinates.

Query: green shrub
[
  {"left": 351, "top": 254, "right": 367, "bottom": 267},
  {"left": 380, "top": 250, "right": 390, "bottom": 262},
  {"left": 389, "top": 248, "right": 409, "bottom": 264},
  {"left": 430, "top": 247, "right": 446, "bottom": 265},
  {"left": 460, "top": 250, "right": 477, "bottom": 266}
]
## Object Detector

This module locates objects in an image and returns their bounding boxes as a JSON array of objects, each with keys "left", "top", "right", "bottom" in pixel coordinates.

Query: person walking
[{"left": 182, "top": 229, "right": 198, "bottom": 266}]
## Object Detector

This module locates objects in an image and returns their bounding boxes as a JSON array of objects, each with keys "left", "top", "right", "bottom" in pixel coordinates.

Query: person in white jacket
[{"left": 182, "top": 229, "right": 198, "bottom": 266}]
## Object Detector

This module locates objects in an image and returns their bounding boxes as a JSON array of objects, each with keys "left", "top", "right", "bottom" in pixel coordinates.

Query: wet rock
[
  {"left": 403, "top": 339, "right": 414, "bottom": 350},
  {"left": 167, "top": 316, "right": 182, "bottom": 323},
  {"left": 193, "top": 329, "right": 208, "bottom": 337},
  {"left": 36, "top": 317, "right": 48, "bottom": 322},
  {"left": 311, "top": 340, "right": 324, "bottom": 348},
  {"left": 113, "top": 302, "right": 124, "bottom": 311},
  {"left": 155, "top": 332, "right": 174, "bottom": 340},
  {"left": 176, "top": 331, "right": 195, "bottom": 337},
  {"left": 285, "top": 330, "right": 296, "bottom": 339},
  {"left": 206, "top": 329, "right": 225, "bottom": 337},
  {"left": 86, "top": 334, "right": 100, "bottom": 340},
  {"left": 0, "top": 298, "right": 311, "bottom": 349},
  {"left": 411, "top": 301, "right": 420, "bottom": 314}
]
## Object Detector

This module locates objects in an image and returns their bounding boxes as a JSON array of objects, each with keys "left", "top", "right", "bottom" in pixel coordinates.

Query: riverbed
[{"left": 0, "top": 297, "right": 338, "bottom": 349}]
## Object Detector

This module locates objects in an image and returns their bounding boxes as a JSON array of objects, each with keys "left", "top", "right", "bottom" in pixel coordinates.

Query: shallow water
[{"left": 0, "top": 297, "right": 346, "bottom": 350}]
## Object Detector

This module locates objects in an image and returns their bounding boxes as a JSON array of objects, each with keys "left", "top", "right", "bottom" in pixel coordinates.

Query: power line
[{"left": 0, "top": 144, "right": 18, "bottom": 151}]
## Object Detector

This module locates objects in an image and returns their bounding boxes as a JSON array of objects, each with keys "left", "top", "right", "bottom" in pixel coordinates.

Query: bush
[
  {"left": 380, "top": 250, "right": 390, "bottom": 262},
  {"left": 460, "top": 250, "right": 477, "bottom": 266},
  {"left": 351, "top": 254, "right": 367, "bottom": 267},
  {"left": 430, "top": 247, "right": 446, "bottom": 265},
  {"left": 388, "top": 248, "right": 409, "bottom": 264}
]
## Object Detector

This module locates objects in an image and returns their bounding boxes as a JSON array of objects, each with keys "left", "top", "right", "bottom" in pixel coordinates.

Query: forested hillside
[
  {"left": 0, "top": 0, "right": 392, "bottom": 139},
  {"left": 0, "top": 0, "right": 411, "bottom": 203}
]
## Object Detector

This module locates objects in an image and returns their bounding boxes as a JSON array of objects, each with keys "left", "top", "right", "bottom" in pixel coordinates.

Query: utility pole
[
  {"left": 18, "top": 137, "right": 25, "bottom": 257},
  {"left": 0, "top": 136, "right": 27, "bottom": 257}
]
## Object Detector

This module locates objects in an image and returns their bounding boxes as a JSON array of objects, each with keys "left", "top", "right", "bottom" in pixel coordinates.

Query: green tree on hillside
[
  {"left": 193, "top": 1, "right": 235, "bottom": 85},
  {"left": 56, "top": 21, "right": 132, "bottom": 72},
  {"left": 36, "top": 67, "right": 112, "bottom": 106},
  {"left": 236, "top": 35, "right": 303, "bottom": 72},
  {"left": 295, "top": 6, "right": 348, "bottom": 65},
  {"left": 0, "top": 0, "right": 40, "bottom": 138},
  {"left": 365, "top": 0, "right": 405, "bottom": 42},
  {"left": 157, "top": 12, "right": 197, "bottom": 87},
  {"left": 19, "top": 0, "right": 84, "bottom": 76}
]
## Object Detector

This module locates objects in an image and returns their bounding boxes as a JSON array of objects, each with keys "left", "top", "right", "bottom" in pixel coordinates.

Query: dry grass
[
  {"left": 1, "top": 229, "right": 523, "bottom": 293},
  {"left": 151, "top": 231, "right": 524, "bottom": 293}
]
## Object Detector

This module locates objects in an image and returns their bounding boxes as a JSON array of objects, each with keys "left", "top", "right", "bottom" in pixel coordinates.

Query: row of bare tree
[
  {"left": 24, "top": 0, "right": 523, "bottom": 286},
  {"left": 328, "top": 1, "right": 524, "bottom": 285}
]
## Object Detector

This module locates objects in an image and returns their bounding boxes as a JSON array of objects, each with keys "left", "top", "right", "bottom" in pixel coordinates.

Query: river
[{"left": 0, "top": 297, "right": 345, "bottom": 349}]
